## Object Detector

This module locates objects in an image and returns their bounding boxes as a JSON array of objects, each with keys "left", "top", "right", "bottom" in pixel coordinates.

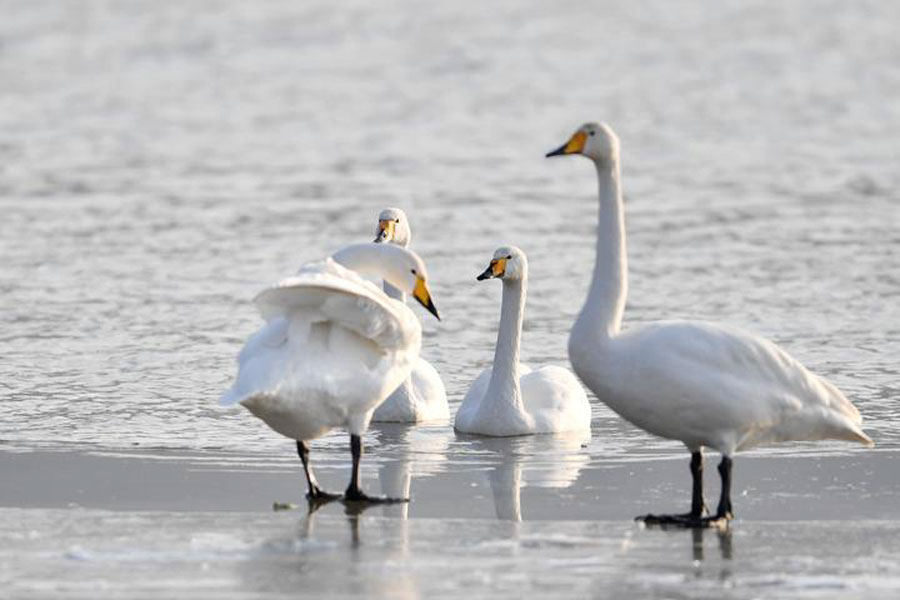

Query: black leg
[
  {"left": 715, "top": 456, "right": 733, "bottom": 519},
  {"left": 296, "top": 440, "right": 340, "bottom": 502},
  {"left": 638, "top": 451, "right": 731, "bottom": 528},
  {"left": 689, "top": 450, "right": 705, "bottom": 519},
  {"left": 637, "top": 451, "right": 706, "bottom": 525},
  {"left": 343, "top": 434, "right": 408, "bottom": 504}
]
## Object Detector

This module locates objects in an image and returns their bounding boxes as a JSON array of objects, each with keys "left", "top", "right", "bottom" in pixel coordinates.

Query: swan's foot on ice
[
  {"left": 306, "top": 486, "right": 342, "bottom": 503},
  {"left": 342, "top": 484, "right": 409, "bottom": 505},
  {"left": 341, "top": 433, "right": 410, "bottom": 505},
  {"left": 637, "top": 511, "right": 731, "bottom": 529},
  {"left": 638, "top": 454, "right": 733, "bottom": 528}
]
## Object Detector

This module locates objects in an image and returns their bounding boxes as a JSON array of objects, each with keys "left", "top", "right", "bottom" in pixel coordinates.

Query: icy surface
[{"left": 3, "top": 508, "right": 900, "bottom": 600}]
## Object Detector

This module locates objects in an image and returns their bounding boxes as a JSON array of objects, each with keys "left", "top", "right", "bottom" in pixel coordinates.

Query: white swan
[
  {"left": 547, "top": 122, "right": 874, "bottom": 525},
  {"left": 220, "top": 242, "right": 440, "bottom": 503},
  {"left": 371, "top": 207, "right": 450, "bottom": 423},
  {"left": 455, "top": 246, "right": 591, "bottom": 436}
]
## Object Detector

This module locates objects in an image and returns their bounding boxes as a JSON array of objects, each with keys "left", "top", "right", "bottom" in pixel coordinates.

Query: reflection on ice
[
  {"left": 463, "top": 432, "right": 591, "bottom": 521},
  {"left": 4, "top": 509, "right": 900, "bottom": 599},
  {"left": 372, "top": 423, "right": 452, "bottom": 519}
]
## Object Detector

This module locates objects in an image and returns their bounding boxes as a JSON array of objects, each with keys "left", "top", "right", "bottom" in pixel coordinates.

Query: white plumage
[
  {"left": 572, "top": 319, "right": 871, "bottom": 454},
  {"left": 455, "top": 246, "right": 591, "bottom": 436},
  {"left": 370, "top": 207, "right": 450, "bottom": 423},
  {"left": 220, "top": 242, "right": 440, "bottom": 503},
  {"left": 547, "top": 122, "right": 872, "bottom": 524}
]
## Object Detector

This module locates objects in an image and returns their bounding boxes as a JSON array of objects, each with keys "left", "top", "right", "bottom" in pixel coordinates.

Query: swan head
[
  {"left": 373, "top": 207, "right": 411, "bottom": 246},
  {"left": 381, "top": 246, "right": 439, "bottom": 320},
  {"left": 545, "top": 122, "right": 619, "bottom": 164},
  {"left": 331, "top": 243, "right": 440, "bottom": 320},
  {"left": 476, "top": 246, "right": 527, "bottom": 282}
]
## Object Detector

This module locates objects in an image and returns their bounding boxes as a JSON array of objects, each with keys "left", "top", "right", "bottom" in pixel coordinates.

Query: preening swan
[
  {"left": 220, "top": 242, "right": 440, "bottom": 503},
  {"left": 547, "top": 122, "right": 873, "bottom": 526},
  {"left": 371, "top": 207, "right": 450, "bottom": 423},
  {"left": 455, "top": 246, "right": 591, "bottom": 436}
]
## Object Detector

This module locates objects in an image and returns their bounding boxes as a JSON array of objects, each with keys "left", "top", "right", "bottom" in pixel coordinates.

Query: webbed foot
[
  {"left": 637, "top": 511, "right": 731, "bottom": 529},
  {"left": 343, "top": 485, "right": 408, "bottom": 504}
]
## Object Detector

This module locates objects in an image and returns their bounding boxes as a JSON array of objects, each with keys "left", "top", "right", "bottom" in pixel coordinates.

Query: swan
[
  {"left": 220, "top": 242, "right": 440, "bottom": 503},
  {"left": 371, "top": 207, "right": 450, "bottom": 423},
  {"left": 546, "top": 122, "right": 874, "bottom": 526},
  {"left": 454, "top": 246, "right": 592, "bottom": 436}
]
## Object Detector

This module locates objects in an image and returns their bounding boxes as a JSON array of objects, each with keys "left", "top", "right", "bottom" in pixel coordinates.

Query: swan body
[
  {"left": 220, "top": 242, "right": 440, "bottom": 502},
  {"left": 455, "top": 246, "right": 591, "bottom": 437},
  {"left": 547, "top": 122, "right": 872, "bottom": 523},
  {"left": 571, "top": 319, "right": 870, "bottom": 453},
  {"left": 371, "top": 207, "right": 450, "bottom": 423}
]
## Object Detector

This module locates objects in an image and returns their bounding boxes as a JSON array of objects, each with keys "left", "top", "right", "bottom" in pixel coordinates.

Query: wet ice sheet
[
  {"left": 3, "top": 508, "right": 900, "bottom": 600},
  {"left": 2, "top": 444, "right": 897, "bottom": 522}
]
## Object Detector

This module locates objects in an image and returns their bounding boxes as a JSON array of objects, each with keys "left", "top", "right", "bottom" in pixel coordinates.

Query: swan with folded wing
[{"left": 546, "top": 122, "right": 873, "bottom": 526}]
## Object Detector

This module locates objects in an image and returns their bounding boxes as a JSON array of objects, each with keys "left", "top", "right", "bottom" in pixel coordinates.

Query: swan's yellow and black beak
[
  {"left": 374, "top": 219, "right": 396, "bottom": 243},
  {"left": 477, "top": 258, "right": 506, "bottom": 281},
  {"left": 546, "top": 131, "right": 587, "bottom": 157},
  {"left": 413, "top": 276, "right": 440, "bottom": 320}
]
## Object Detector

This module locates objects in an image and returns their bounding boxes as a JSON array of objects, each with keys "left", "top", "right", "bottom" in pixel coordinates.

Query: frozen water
[{"left": 1, "top": 0, "right": 898, "bottom": 457}]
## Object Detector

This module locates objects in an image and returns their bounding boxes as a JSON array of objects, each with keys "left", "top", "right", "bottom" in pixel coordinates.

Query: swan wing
[
  {"left": 253, "top": 258, "right": 416, "bottom": 351},
  {"left": 373, "top": 357, "right": 449, "bottom": 422},
  {"left": 600, "top": 320, "right": 871, "bottom": 451},
  {"left": 220, "top": 258, "right": 420, "bottom": 439},
  {"left": 520, "top": 366, "right": 592, "bottom": 434},
  {"left": 454, "top": 366, "right": 495, "bottom": 431}
]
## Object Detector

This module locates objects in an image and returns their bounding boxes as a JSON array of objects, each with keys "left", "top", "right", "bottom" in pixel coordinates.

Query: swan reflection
[
  {"left": 462, "top": 431, "right": 590, "bottom": 521},
  {"left": 371, "top": 423, "right": 452, "bottom": 519}
]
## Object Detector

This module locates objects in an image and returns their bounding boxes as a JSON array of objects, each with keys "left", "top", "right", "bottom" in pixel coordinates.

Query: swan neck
[
  {"left": 486, "top": 277, "right": 526, "bottom": 412},
  {"left": 383, "top": 281, "right": 405, "bottom": 302},
  {"left": 331, "top": 244, "right": 408, "bottom": 294},
  {"left": 578, "top": 158, "right": 627, "bottom": 340}
]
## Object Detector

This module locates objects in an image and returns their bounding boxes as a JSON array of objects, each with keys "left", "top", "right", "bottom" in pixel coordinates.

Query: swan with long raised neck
[
  {"left": 455, "top": 246, "right": 591, "bottom": 436},
  {"left": 547, "top": 122, "right": 873, "bottom": 526}
]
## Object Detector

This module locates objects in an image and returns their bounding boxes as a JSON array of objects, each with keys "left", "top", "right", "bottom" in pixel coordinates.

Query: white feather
[
  {"left": 220, "top": 251, "right": 423, "bottom": 441},
  {"left": 369, "top": 207, "right": 450, "bottom": 423},
  {"left": 455, "top": 246, "right": 591, "bottom": 436},
  {"left": 558, "top": 122, "right": 872, "bottom": 456}
]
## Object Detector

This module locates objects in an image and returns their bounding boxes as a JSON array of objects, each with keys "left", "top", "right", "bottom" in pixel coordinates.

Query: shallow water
[{"left": 1, "top": 0, "right": 898, "bottom": 460}]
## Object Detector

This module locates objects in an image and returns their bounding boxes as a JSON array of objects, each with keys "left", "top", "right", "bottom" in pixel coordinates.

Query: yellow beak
[
  {"left": 412, "top": 276, "right": 440, "bottom": 320},
  {"left": 546, "top": 131, "right": 587, "bottom": 157},
  {"left": 477, "top": 258, "right": 506, "bottom": 280},
  {"left": 375, "top": 219, "right": 396, "bottom": 243}
]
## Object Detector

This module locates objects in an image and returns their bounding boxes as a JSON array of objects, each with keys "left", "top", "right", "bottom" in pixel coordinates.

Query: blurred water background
[{"left": 1, "top": 0, "right": 898, "bottom": 461}]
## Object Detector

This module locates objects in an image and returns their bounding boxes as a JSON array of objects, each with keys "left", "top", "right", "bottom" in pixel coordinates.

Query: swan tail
[
  {"left": 817, "top": 379, "right": 873, "bottom": 446},
  {"left": 839, "top": 422, "right": 875, "bottom": 447},
  {"left": 805, "top": 406, "right": 874, "bottom": 447}
]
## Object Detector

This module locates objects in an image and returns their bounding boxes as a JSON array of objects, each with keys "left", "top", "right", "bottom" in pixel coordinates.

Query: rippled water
[{"left": 2, "top": 0, "right": 899, "bottom": 459}]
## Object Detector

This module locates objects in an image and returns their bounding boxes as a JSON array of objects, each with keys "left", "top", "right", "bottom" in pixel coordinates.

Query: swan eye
[
  {"left": 395, "top": 219, "right": 400, "bottom": 223},
  {"left": 589, "top": 131, "right": 595, "bottom": 137},
  {"left": 410, "top": 269, "right": 416, "bottom": 275},
  {"left": 506, "top": 255, "right": 512, "bottom": 259}
]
